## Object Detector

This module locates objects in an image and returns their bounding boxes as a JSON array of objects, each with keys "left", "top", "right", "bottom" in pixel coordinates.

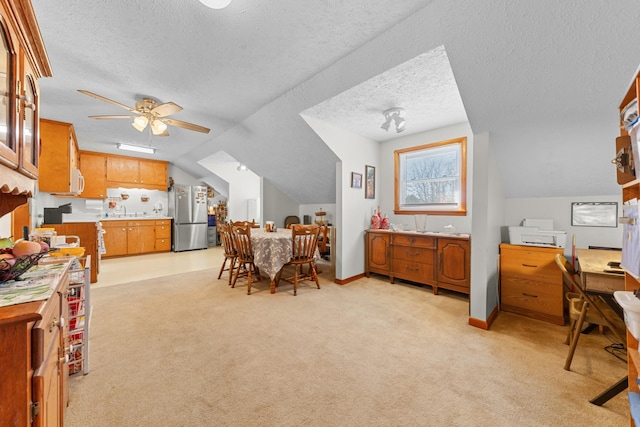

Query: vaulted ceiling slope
[{"left": 31, "top": 0, "right": 640, "bottom": 203}]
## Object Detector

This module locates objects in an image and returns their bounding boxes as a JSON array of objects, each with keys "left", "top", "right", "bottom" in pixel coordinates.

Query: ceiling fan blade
[
  {"left": 162, "top": 118, "right": 210, "bottom": 134},
  {"left": 89, "top": 115, "right": 136, "bottom": 120},
  {"left": 151, "top": 102, "right": 182, "bottom": 117},
  {"left": 78, "top": 89, "right": 137, "bottom": 113}
]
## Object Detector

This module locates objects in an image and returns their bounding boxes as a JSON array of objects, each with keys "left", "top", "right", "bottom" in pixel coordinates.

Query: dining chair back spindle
[
  {"left": 217, "top": 223, "right": 237, "bottom": 286},
  {"left": 282, "top": 224, "right": 320, "bottom": 296},
  {"left": 231, "top": 224, "right": 262, "bottom": 294}
]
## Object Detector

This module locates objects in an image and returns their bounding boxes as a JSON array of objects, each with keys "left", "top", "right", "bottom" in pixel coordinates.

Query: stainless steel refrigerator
[{"left": 169, "top": 184, "right": 208, "bottom": 252}]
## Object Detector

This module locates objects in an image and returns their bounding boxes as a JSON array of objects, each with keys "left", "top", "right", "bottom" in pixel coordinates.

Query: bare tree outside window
[{"left": 394, "top": 137, "right": 467, "bottom": 216}]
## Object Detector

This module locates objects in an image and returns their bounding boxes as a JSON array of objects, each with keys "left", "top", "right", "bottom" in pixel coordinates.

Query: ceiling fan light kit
[
  {"left": 78, "top": 89, "right": 211, "bottom": 138},
  {"left": 381, "top": 107, "right": 406, "bottom": 133}
]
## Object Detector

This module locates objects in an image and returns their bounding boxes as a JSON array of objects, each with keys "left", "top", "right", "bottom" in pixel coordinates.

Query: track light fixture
[{"left": 381, "top": 108, "right": 406, "bottom": 133}]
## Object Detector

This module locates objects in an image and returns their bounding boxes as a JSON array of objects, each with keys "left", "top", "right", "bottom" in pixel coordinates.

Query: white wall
[
  {"left": 302, "top": 115, "right": 378, "bottom": 280},
  {"left": 379, "top": 122, "right": 474, "bottom": 233},
  {"left": 504, "top": 194, "right": 623, "bottom": 256},
  {"left": 263, "top": 178, "right": 299, "bottom": 227},
  {"left": 470, "top": 133, "right": 504, "bottom": 321}
]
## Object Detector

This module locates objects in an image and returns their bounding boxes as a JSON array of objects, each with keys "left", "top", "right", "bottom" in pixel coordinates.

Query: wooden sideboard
[
  {"left": 499, "top": 243, "right": 564, "bottom": 325},
  {"left": 365, "top": 229, "right": 471, "bottom": 295},
  {"left": 0, "top": 260, "right": 72, "bottom": 426}
]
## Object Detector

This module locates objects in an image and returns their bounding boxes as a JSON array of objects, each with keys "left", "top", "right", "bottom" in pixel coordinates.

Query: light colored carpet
[{"left": 65, "top": 265, "right": 628, "bottom": 426}]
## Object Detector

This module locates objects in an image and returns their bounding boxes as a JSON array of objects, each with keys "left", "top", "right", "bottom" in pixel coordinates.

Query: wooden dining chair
[
  {"left": 554, "top": 254, "right": 626, "bottom": 370},
  {"left": 280, "top": 224, "right": 320, "bottom": 296},
  {"left": 317, "top": 225, "right": 330, "bottom": 260},
  {"left": 230, "top": 223, "right": 262, "bottom": 294},
  {"left": 217, "top": 223, "right": 237, "bottom": 286}
]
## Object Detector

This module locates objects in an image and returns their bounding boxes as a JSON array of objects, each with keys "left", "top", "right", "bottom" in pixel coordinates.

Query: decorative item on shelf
[
  {"left": 381, "top": 215, "right": 389, "bottom": 230},
  {"left": 315, "top": 210, "right": 326, "bottom": 226},
  {"left": 168, "top": 176, "right": 175, "bottom": 189},
  {"left": 141, "top": 195, "right": 149, "bottom": 202},
  {"left": 120, "top": 192, "right": 129, "bottom": 200},
  {"left": 371, "top": 207, "right": 381, "bottom": 230}
]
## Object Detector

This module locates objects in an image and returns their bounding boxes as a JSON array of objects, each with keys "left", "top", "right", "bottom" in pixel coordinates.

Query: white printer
[{"left": 508, "top": 219, "right": 567, "bottom": 248}]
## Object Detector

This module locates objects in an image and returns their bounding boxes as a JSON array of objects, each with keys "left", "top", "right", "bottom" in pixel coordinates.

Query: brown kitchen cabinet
[
  {"left": 365, "top": 230, "right": 470, "bottom": 295},
  {"left": 127, "top": 220, "right": 156, "bottom": 254},
  {"left": 106, "top": 154, "right": 168, "bottom": 191},
  {"left": 101, "top": 220, "right": 128, "bottom": 257},
  {"left": 43, "top": 222, "right": 100, "bottom": 283},
  {"left": 79, "top": 151, "right": 107, "bottom": 199},
  {"left": 39, "top": 118, "right": 80, "bottom": 195},
  {"left": 155, "top": 219, "right": 171, "bottom": 252},
  {"left": 499, "top": 243, "right": 564, "bottom": 325},
  {"left": 0, "top": 260, "right": 71, "bottom": 427},
  {"left": 102, "top": 219, "right": 170, "bottom": 257}
]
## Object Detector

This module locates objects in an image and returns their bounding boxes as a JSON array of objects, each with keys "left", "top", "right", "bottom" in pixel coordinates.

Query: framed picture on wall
[
  {"left": 351, "top": 172, "right": 362, "bottom": 189},
  {"left": 365, "top": 165, "right": 375, "bottom": 199},
  {"left": 571, "top": 202, "right": 618, "bottom": 227}
]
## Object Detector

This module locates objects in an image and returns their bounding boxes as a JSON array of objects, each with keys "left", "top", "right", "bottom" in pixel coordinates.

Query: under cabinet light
[{"left": 117, "top": 143, "right": 155, "bottom": 154}]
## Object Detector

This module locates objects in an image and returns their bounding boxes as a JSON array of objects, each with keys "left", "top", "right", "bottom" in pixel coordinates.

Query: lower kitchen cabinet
[
  {"left": 43, "top": 222, "right": 100, "bottom": 283},
  {"left": 102, "top": 219, "right": 171, "bottom": 257},
  {"left": 0, "top": 260, "right": 72, "bottom": 427},
  {"left": 155, "top": 220, "right": 172, "bottom": 252},
  {"left": 499, "top": 243, "right": 564, "bottom": 325},
  {"left": 365, "top": 230, "right": 471, "bottom": 295}
]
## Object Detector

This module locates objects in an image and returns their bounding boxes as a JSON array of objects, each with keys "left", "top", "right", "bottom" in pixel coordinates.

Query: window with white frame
[{"left": 394, "top": 137, "right": 467, "bottom": 216}]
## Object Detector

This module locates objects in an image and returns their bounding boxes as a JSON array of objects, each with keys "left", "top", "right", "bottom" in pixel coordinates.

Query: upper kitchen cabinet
[
  {"left": 39, "top": 118, "right": 83, "bottom": 195},
  {"left": 106, "top": 153, "right": 168, "bottom": 191},
  {"left": 79, "top": 151, "right": 106, "bottom": 199}
]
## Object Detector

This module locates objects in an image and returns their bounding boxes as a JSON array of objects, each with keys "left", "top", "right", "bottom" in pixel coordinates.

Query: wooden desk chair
[
  {"left": 554, "top": 254, "right": 626, "bottom": 371},
  {"left": 279, "top": 224, "right": 320, "bottom": 296},
  {"left": 230, "top": 224, "right": 262, "bottom": 294},
  {"left": 217, "top": 223, "right": 237, "bottom": 286}
]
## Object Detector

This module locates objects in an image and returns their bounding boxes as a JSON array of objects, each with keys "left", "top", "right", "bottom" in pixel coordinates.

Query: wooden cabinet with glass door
[{"left": 0, "top": 0, "right": 51, "bottom": 192}]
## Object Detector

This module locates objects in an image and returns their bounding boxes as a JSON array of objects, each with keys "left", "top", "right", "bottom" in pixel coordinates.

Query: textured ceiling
[{"left": 29, "top": 0, "right": 640, "bottom": 203}]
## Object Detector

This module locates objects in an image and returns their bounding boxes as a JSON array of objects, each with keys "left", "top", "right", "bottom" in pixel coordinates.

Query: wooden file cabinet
[{"left": 499, "top": 243, "right": 564, "bottom": 325}]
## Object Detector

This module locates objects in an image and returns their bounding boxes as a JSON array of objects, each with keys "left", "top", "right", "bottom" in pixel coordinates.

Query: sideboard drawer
[
  {"left": 392, "top": 246, "right": 434, "bottom": 264},
  {"left": 392, "top": 259, "right": 434, "bottom": 283},
  {"left": 392, "top": 234, "right": 435, "bottom": 249}
]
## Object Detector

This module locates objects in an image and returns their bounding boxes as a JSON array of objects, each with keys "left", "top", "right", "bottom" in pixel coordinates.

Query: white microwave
[{"left": 70, "top": 168, "right": 85, "bottom": 194}]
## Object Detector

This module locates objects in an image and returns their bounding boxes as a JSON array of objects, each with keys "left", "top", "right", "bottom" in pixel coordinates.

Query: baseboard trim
[
  {"left": 468, "top": 305, "right": 499, "bottom": 330},
  {"left": 334, "top": 273, "right": 365, "bottom": 285}
]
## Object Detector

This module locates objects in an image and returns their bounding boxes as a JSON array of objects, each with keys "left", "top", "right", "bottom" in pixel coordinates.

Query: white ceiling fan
[{"left": 78, "top": 89, "right": 210, "bottom": 136}]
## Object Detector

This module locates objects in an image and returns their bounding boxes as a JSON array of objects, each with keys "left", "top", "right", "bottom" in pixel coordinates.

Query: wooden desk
[
  {"left": 576, "top": 248, "right": 627, "bottom": 406},
  {"left": 576, "top": 248, "right": 625, "bottom": 294}
]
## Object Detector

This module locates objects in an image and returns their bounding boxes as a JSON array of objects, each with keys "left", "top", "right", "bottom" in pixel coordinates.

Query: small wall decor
[
  {"left": 365, "top": 165, "right": 375, "bottom": 199},
  {"left": 571, "top": 202, "right": 618, "bottom": 227},
  {"left": 351, "top": 172, "right": 362, "bottom": 189}
]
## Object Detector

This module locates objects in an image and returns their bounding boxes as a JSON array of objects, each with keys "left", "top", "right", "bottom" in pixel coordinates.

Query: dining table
[{"left": 250, "top": 228, "right": 293, "bottom": 293}]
